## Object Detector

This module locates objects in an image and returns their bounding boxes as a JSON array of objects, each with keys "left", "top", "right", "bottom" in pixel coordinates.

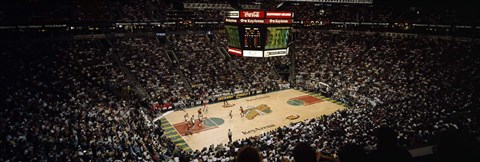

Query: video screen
[
  {"left": 265, "top": 27, "right": 290, "bottom": 49},
  {"left": 224, "top": 25, "right": 241, "bottom": 48},
  {"left": 244, "top": 27, "right": 261, "bottom": 48}
]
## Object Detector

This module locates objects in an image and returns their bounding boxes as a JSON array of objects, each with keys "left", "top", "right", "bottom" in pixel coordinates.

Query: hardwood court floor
[{"left": 163, "top": 89, "right": 346, "bottom": 151}]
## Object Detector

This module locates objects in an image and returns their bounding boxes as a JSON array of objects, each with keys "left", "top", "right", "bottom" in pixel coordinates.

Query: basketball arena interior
[{"left": 1, "top": 0, "right": 480, "bottom": 162}]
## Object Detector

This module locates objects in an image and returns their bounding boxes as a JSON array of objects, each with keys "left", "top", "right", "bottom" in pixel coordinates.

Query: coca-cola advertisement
[{"left": 240, "top": 11, "right": 265, "bottom": 18}]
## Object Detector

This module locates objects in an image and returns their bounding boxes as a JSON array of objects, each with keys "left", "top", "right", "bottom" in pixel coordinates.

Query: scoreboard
[{"left": 224, "top": 10, "right": 293, "bottom": 57}]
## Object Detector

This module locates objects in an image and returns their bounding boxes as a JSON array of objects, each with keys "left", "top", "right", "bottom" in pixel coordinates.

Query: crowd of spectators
[
  {"left": 170, "top": 33, "right": 241, "bottom": 99},
  {"left": 286, "top": 3, "right": 479, "bottom": 25},
  {"left": 111, "top": 38, "right": 190, "bottom": 108},
  {"left": 3, "top": 1, "right": 479, "bottom": 27},
  {"left": 74, "top": 0, "right": 110, "bottom": 22},
  {"left": 169, "top": 34, "right": 285, "bottom": 101},
  {"left": 156, "top": 31, "right": 480, "bottom": 161},
  {"left": 109, "top": 0, "right": 171, "bottom": 22},
  {"left": 0, "top": 40, "right": 192, "bottom": 161},
  {"left": 1, "top": 29, "right": 479, "bottom": 161},
  {"left": 294, "top": 30, "right": 480, "bottom": 150}
]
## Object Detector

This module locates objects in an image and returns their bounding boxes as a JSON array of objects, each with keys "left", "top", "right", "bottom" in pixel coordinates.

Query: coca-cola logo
[
  {"left": 245, "top": 12, "right": 260, "bottom": 17},
  {"left": 241, "top": 11, "right": 264, "bottom": 18}
]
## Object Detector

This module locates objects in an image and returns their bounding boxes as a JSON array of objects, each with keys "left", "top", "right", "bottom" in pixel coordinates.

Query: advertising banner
[
  {"left": 228, "top": 47, "right": 242, "bottom": 56},
  {"left": 243, "top": 50, "right": 264, "bottom": 57},
  {"left": 265, "top": 11, "right": 293, "bottom": 19},
  {"left": 240, "top": 11, "right": 265, "bottom": 18},
  {"left": 264, "top": 49, "right": 289, "bottom": 57},
  {"left": 265, "top": 19, "right": 293, "bottom": 24},
  {"left": 225, "top": 11, "right": 240, "bottom": 18}
]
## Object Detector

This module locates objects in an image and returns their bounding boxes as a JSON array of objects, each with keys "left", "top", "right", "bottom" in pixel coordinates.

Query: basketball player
[
  {"left": 198, "top": 114, "right": 203, "bottom": 127},
  {"left": 186, "top": 121, "right": 192, "bottom": 135},
  {"left": 192, "top": 118, "right": 196, "bottom": 130},
  {"left": 184, "top": 113, "right": 189, "bottom": 122},
  {"left": 190, "top": 115, "right": 195, "bottom": 125},
  {"left": 188, "top": 123, "right": 193, "bottom": 135},
  {"left": 203, "top": 99, "right": 208, "bottom": 112},
  {"left": 198, "top": 109, "right": 204, "bottom": 122},
  {"left": 229, "top": 110, "right": 233, "bottom": 119},
  {"left": 223, "top": 100, "right": 229, "bottom": 107},
  {"left": 240, "top": 106, "right": 244, "bottom": 117}
]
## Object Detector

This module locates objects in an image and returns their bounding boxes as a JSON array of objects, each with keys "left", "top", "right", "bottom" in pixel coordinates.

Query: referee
[{"left": 228, "top": 129, "right": 232, "bottom": 143}]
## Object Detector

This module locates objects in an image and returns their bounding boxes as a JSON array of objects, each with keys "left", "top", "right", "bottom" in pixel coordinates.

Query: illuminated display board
[
  {"left": 224, "top": 25, "right": 241, "bottom": 48},
  {"left": 224, "top": 10, "right": 293, "bottom": 57},
  {"left": 244, "top": 27, "right": 261, "bottom": 48},
  {"left": 265, "top": 27, "right": 290, "bottom": 49}
]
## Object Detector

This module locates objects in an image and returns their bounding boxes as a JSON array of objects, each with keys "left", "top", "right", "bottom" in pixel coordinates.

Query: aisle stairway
[{"left": 101, "top": 39, "right": 151, "bottom": 99}]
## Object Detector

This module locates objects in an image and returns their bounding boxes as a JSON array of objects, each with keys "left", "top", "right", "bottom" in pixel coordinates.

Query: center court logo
[
  {"left": 287, "top": 99, "right": 304, "bottom": 106},
  {"left": 244, "top": 104, "right": 272, "bottom": 120}
]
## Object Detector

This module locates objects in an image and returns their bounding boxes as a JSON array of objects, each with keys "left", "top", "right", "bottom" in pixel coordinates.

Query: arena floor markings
[
  {"left": 172, "top": 117, "right": 224, "bottom": 136},
  {"left": 288, "top": 95, "right": 324, "bottom": 106},
  {"left": 159, "top": 117, "right": 192, "bottom": 151},
  {"left": 162, "top": 89, "right": 346, "bottom": 151}
]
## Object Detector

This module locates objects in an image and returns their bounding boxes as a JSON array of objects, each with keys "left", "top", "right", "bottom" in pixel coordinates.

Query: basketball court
[{"left": 159, "top": 89, "right": 346, "bottom": 151}]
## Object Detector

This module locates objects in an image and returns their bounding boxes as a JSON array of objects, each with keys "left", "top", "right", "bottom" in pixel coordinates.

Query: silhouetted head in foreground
[
  {"left": 434, "top": 130, "right": 480, "bottom": 162},
  {"left": 339, "top": 143, "right": 367, "bottom": 162},
  {"left": 375, "top": 126, "right": 398, "bottom": 148},
  {"left": 369, "top": 126, "right": 413, "bottom": 162},
  {"left": 237, "top": 146, "right": 262, "bottom": 162},
  {"left": 293, "top": 142, "right": 317, "bottom": 162}
]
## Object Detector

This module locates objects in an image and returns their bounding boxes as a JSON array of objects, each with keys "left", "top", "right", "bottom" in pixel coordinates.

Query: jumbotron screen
[
  {"left": 225, "top": 25, "right": 241, "bottom": 48},
  {"left": 224, "top": 10, "right": 293, "bottom": 57},
  {"left": 265, "top": 27, "right": 290, "bottom": 49}
]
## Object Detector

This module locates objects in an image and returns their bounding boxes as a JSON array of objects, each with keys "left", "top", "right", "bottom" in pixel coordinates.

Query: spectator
[
  {"left": 338, "top": 144, "right": 367, "bottom": 162},
  {"left": 228, "top": 129, "right": 233, "bottom": 143},
  {"left": 369, "top": 127, "right": 413, "bottom": 162},
  {"left": 293, "top": 142, "right": 318, "bottom": 162},
  {"left": 237, "top": 146, "right": 262, "bottom": 162},
  {"left": 434, "top": 130, "right": 480, "bottom": 162}
]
